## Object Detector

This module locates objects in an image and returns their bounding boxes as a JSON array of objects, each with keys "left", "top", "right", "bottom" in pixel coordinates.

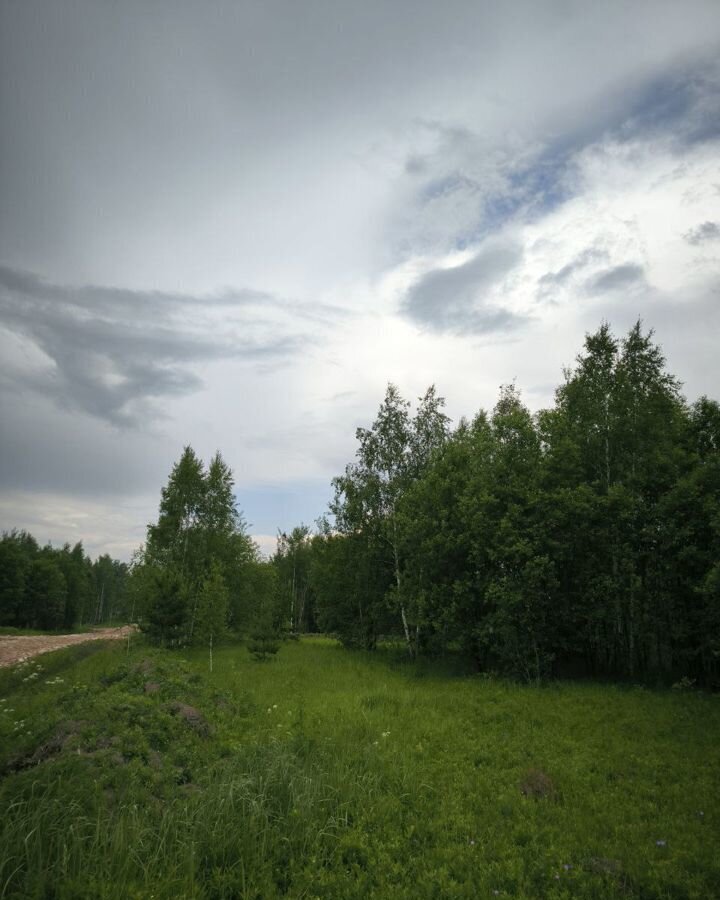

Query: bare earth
[{"left": 0, "top": 626, "right": 136, "bottom": 668}]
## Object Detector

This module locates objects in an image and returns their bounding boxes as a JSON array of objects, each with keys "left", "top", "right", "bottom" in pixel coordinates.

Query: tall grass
[{"left": 0, "top": 637, "right": 718, "bottom": 898}]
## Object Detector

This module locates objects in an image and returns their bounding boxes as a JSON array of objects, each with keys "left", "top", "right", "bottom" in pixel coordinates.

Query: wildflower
[
  {"left": 267, "top": 708, "right": 272, "bottom": 713},
  {"left": 562, "top": 864, "right": 572, "bottom": 871},
  {"left": 655, "top": 840, "right": 667, "bottom": 847},
  {"left": 272, "top": 704, "right": 278, "bottom": 709},
  {"left": 381, "top": 731, "right": 390, "bottom": 738}
]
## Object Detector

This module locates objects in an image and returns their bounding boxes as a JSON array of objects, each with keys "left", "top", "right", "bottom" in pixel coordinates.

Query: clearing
[{"left": 0, "top": 637, "right": 718, "bottom": 899}]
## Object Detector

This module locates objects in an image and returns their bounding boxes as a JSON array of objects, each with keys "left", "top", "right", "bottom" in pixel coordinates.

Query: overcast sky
[{"left": 1, "top": 0, "right": 719, "bottom": 560}]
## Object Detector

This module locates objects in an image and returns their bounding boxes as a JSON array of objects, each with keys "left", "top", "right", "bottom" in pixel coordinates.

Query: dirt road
[{"left": 0, "top": 626, "right": 137, "bottom": 668}]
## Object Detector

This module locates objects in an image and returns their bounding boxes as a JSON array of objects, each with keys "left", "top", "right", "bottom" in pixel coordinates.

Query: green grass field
[{"left": 0, "top": 637, "right": 718, "bottom": 899}]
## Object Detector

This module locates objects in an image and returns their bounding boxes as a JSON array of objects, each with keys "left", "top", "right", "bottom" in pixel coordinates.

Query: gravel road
[{"left": 0, "top": 626, "right": 137, "bottom": 668}]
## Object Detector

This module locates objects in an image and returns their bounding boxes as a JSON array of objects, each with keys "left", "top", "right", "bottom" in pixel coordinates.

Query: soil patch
[{"left": 0, "top": 627, "right": 137, "bottom": 668}]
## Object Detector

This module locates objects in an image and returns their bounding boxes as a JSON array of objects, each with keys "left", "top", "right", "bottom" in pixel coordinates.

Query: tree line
[
  {"left": 0, "top": 531, "right": 129, "bottom": 630},
  {"left": 272, "top": 322, "right": 720, "bottom": 685},
  {"left": 9, "top": 319, "right": 715, "bottom": 684}
]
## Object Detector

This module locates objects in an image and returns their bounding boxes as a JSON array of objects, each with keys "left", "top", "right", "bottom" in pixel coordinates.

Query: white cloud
[{"left": 2, "top": 1, "right": 720, "bottom": 558}]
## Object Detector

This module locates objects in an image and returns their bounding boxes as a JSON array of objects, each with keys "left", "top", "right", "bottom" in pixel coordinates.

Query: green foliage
[
  {"left": 139, "top": 447, "right": 261, "bottom": 645},
  {"left": 0, "top": 639, "right": 718, "bottom": 898},
  {"left": 0, "top": 530, "right": 128, "bottom": 631},
  {"left": 311, "top": 529, "right": 393, "bottom": 649},
  {"left": 247, "top": 632, "right": 281, "bottom": 662},
  {"left": 194, "top": 564, "right": 229, "bottom": 646},
  {"left": 330, "top": 384, "right": 450, "bottom": 655},
  {"left": 297, "top": 320, "right": 720, "bottom": 684},
  {"left": 141, "top": 568, "right": 189, "bottom": 647},
  {"left": 273, "top": 524, "right": 316, "bottom": 633},
  {"left": 26, "top": 556, "right": 67, "bottom": 630}
]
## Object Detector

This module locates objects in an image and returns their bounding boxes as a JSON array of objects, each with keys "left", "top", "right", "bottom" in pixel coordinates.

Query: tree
[
  {"left": 311, "top": 528, "right": 393, "bottom": 650},
  {"left": 145, "top": 446, "right": 207, "bottom": 581},
  {"left": 142, "top": 568, "right": 188, "bottom": 647},
  {"left": 0, "top": 531, "right": 37, "bottom": 627},
  {"left": 247, "top": 611, "right": 282, "bottom": 661},
  {"left": 27, "top": 556, "right": 67, "bottom": 631},
  {"left": 140, "top": 446, "right": 258, "bottom": 642},
  {"left": 194, "top": 563, "right": 229, "bottom": 671},
  {"left": 273, "top": 525, "right": 314, "bottom": 634},
  {"left": 331, "top": 384, "right": 449, "bottom": 655}
]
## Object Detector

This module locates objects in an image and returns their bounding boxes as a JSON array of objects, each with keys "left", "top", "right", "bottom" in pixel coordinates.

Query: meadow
[{"left": 0, "top": 637, "right": 718, "bottom": 899}]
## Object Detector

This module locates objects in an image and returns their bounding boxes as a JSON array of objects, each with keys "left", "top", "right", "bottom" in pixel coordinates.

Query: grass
[{"left": 0, "top": 637, "right": 718, "bottom": 898}]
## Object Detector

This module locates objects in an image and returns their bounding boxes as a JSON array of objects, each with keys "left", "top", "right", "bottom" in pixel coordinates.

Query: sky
[{"left": 1, "top": 0, "right": 719, "bottom": 561}]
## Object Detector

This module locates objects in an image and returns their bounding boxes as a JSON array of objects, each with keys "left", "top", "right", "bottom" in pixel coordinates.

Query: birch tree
[{"left": 331, "top": 384, "right": 449, "bottom": 655}]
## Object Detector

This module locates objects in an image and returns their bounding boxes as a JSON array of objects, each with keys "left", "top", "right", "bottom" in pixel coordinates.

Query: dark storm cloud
[
  {"left": 0, "top": 266, "right": 309, "bottom": 426},
  {"left": 585, "top": 264, "right": 646, "bottom": 295},
  {"left": 616, "top": 58, "right": 720, "bottom": 147},
  {"left": 538, "top": 248, "right": 611, "bottom": 293},
  {"left": 0, "top": 392, "right": 164, "bottom": 496},
  {"left": 402, "top": 240, "right": 526, "bottom": 333},
  {"left": 684, "top": 221, "right": 720, "bottom": 245}
]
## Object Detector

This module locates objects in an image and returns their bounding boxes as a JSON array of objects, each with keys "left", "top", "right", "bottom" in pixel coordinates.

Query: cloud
[
  {"left": 585, "top": 263, "right": 646, "bottom": 294},
  {"left": 402, "top": 238, "right": 526, "bottom": 333},
  {"left": 615, "top": 57, "right": 720, "bottom": 147},
  {"left": 1, "top": 1, "right": 720, "bottom": 561},
  {"left": 0, "top": 266, "right": 317, "bottom": 426},
  {"left": 389, "top": 53, "right": 720, "bottom": 271},
  {"left": 537, "top": 247, "right": 611, "bottom": 293},
  {"left": 684, "top": 221, "right": 720, "bottom": 244},
  {"left": 0, "top": 489, "right": 152, "bottom": 561}
]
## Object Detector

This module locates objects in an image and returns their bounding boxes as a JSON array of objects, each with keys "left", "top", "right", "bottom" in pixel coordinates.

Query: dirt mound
[
  {"left": 7, "top": 720, "right": 87, "bottom": 772},
  {"left": 169, "top": 702, "right": 210, "bottom": 735},
  {"left": 520, "top": 768, "right": 556, "bottom": 800}
]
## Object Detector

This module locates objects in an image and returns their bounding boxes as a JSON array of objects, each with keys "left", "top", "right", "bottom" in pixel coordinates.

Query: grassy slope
[{"left": 0, "top": 637, "right": 718, "bottom": 899}]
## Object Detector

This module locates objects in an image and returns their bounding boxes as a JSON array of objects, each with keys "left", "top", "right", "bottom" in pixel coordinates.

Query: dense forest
[
  {"left": 275, "top": 321, "right": 720, "bottom": 685},
  {"left": 3, "top": 321, "right": 718, "bottom": 686},
  {"left": 0, "top": 532, "right": 129, "bottom": 630}
]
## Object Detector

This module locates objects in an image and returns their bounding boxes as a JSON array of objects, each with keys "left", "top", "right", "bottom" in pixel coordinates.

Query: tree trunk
[{"left": 392, "top": 520, "right": 413, "bottom": 657}]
